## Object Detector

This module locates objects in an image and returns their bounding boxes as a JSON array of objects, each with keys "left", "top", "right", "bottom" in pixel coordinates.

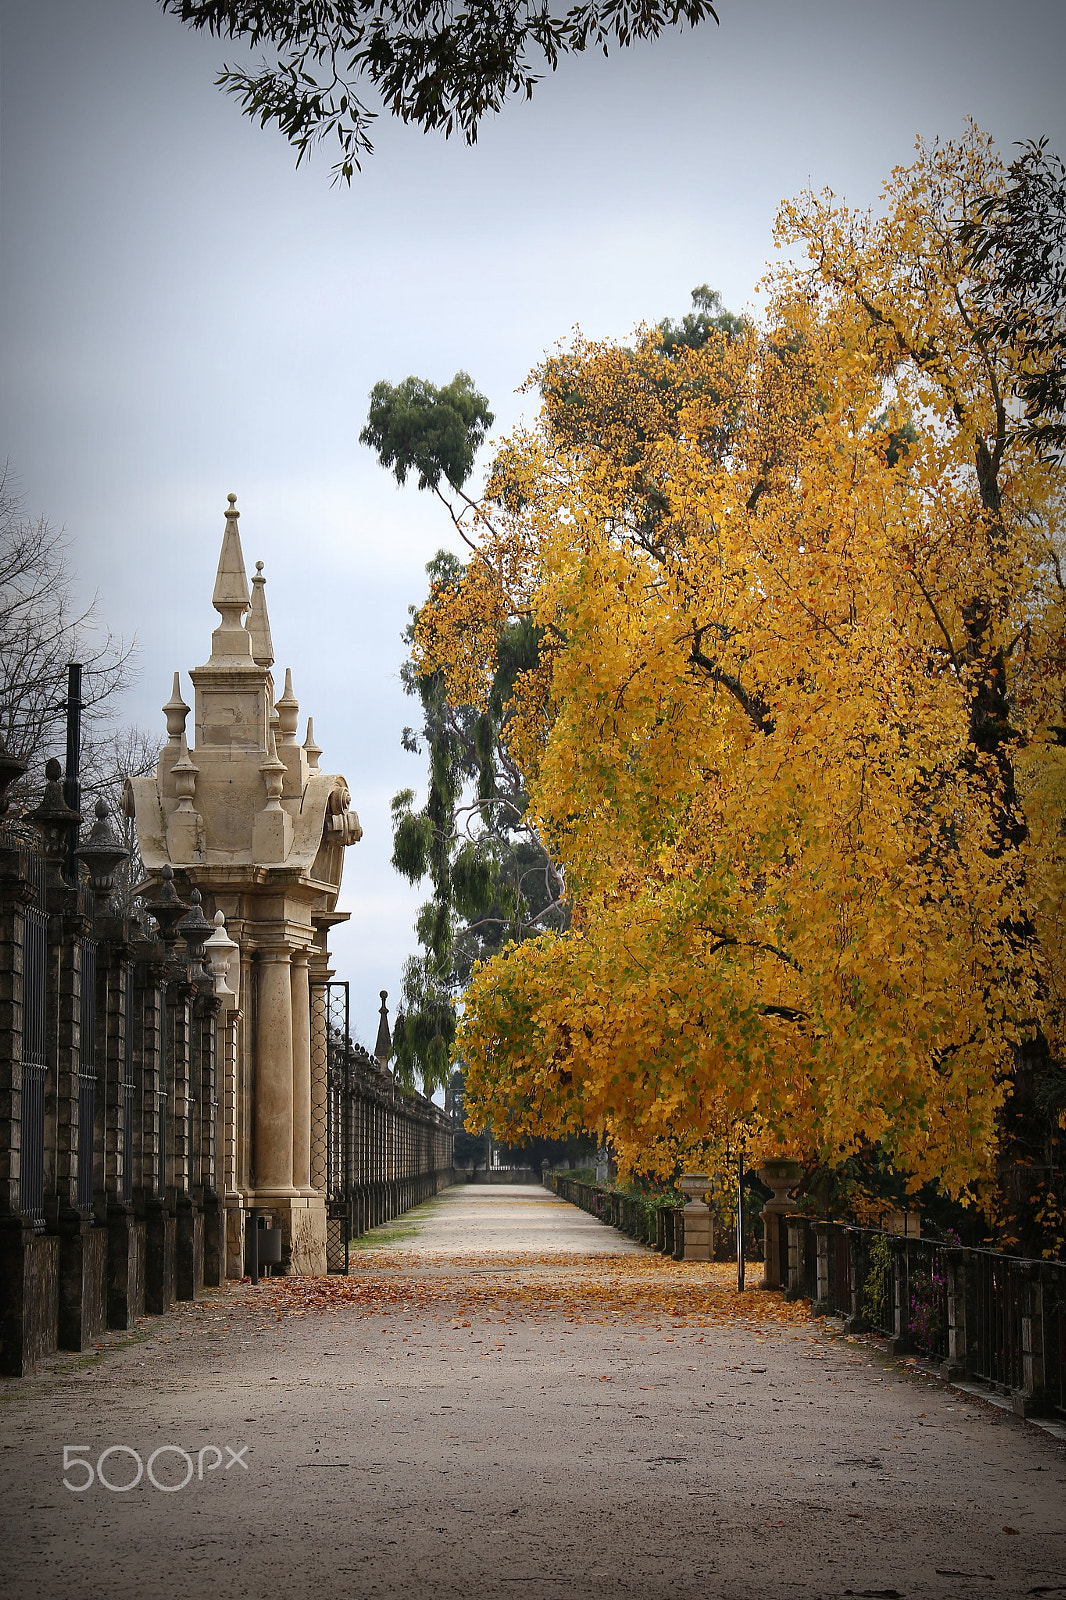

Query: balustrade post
[{"left": 1013, "top": 1264, "right": 1048, "bottom": 1417}]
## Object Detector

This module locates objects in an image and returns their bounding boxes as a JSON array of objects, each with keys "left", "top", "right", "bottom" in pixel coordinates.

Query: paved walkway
[{"left": 2, "top": 1184, "right": 1064, "bottom": 1600}]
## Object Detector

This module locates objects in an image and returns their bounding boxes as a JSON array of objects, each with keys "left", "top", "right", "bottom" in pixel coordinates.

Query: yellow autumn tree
[{"left": 416, "top": 129, "right": 1066, "bottom": 1242}]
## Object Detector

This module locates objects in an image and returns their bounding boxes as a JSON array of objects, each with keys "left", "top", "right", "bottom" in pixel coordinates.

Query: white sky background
[{"left": 2, "top": 0, "right": 1065, "bottom": 1046}]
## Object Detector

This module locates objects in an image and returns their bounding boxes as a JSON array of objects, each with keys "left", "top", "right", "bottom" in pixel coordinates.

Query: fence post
[
  {"left": 843, "top": 1229, "right": 866, "bottom": 1332},
  {"left": 784, "top": 1217, "right": 806, "bottom": 1300},
  {"left": 813, "top": 1223, "right": 830, "bottom": 1313},
  {"left": 1013, "top": 1263, "right": 1048, "bottom": 1417},
  {"left": 942, "top": 1248, "right": 967, "bottom": 1379},
  {"left": 888, "top": 1237, "right": 912, "bottom": 1354}
]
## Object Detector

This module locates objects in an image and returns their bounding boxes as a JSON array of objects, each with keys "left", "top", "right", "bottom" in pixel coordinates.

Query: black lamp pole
[{"left": 737, "top": 1135, "right": 746, "bottom": 1294}]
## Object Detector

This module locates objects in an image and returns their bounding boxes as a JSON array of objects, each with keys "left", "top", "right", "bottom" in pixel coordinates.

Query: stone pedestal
[
  {"left": 0, "top": 1224, "right": 60, "bottom": 1376},
  {"left": 144, "top": 1204, "right": 176, "bottom": 1313},
  {"left": 758, "top": 1159, "right": 803, "bottom": 1290},
  {"left": 679, "top": 1173, "right": 714, "bottom": 1261},
  {"left": 253, "top": 1192, "right": 327, "bottom": 1276},
  {"left": 225, "top": 1198, "right": 246, "bottom": 1280},
  {"left": 175, "top": 1200, "right": 204, "bottom": 1301},
  {"left": 106, "top": 1208, "right": 146, "bottom": 1329},
  {"left": 202, "top": 1193, "right": 225, "bottom": 1287},
  {"left": 58, "top": 1217, "right": 107, "bottom": 1351}
]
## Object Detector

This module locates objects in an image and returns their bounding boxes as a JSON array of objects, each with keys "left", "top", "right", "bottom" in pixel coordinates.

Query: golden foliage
[{"left": 416, "top": 129, "right": 1066, "bottom": 1197}]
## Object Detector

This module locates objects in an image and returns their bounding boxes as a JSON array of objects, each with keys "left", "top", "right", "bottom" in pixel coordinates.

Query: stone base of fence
[
  {"left": 106, "top": 1210, "right": 146, "bottom": 1329},
  {"left": 144, "top": 1206, "right": 176, "bottom": 1315},
  {"left": 58, "top": 1218, "right": 107, "bottom": 1352},
  {"left": 0, "top": 1226, "right": 60, "bottom": 1376},
  {"left": 202, "top": 1195, "right": 225, "bottom": 1289},
  {"left": 175, "top": 1203, "right": 204, "bottom": 1302}
]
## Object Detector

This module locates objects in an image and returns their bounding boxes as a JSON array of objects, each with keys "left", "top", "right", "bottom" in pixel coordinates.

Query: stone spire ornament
[
  {"left": 276, "top": 669, "right": 300, "bottom": 744},
  {"left": 208, "top": 494, "right": 254, "bottom": 660},
  {"left": 246, "top": 560, "right": 274, "bottom": 668},
  {"left": 374, "top": 990, "right": 392, "bottom": 1065},
  {"left": 302, "top": 718, "right": 322, "bottom": 771},
  {"left": 162, "top": 672, "right": 191, "bottom": 751}
]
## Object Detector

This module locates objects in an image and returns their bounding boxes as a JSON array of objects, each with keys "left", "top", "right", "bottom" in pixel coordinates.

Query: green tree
[
  {"left": 161, "top": 0, "right": 720, "bottom": 182},
  {"left": 390, "top": 552, "right": 567, "bottom": 1093},
  {"left": 361, "top": 370, "right": 566, "bottom": 1094},
  {"left": 958, "top": 137, "right": 1066, "bottom": 460}
]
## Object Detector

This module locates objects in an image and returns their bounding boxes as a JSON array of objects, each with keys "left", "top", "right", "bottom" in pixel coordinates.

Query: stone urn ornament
[{"left": 756, "top": 1158, "right": 803, "bottom": 1290}]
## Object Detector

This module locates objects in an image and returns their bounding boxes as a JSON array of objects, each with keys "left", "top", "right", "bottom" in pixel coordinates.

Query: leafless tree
[{"left": 0, "top": 465, "right": 139, "bottom": 806}]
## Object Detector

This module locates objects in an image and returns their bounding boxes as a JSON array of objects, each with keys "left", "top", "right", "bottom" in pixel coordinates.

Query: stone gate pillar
[{"left": 126, "top": 495, "right": 363, "bottom": 1277}]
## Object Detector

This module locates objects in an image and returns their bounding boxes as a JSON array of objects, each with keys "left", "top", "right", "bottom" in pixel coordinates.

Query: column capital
[{"left": 256, "top": 945, "right": 293, "bottom": 964}]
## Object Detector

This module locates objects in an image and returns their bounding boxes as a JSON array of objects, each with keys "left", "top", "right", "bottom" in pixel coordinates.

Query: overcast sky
[{"left": 2, "top": 0, "right": 1064, "bottom": 1045}]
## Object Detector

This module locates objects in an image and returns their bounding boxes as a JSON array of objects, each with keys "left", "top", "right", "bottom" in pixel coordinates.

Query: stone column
[
  {"left": 254, "top": 947, "right": 295, "bottom": 1192},
  {"left": 290, "top": 949, "right": 311, "bottom": 1191}
]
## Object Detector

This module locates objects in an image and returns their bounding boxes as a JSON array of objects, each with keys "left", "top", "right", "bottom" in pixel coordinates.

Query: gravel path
[{"left": 2, "top": 1184, "right": 1063, "bottom": 1600}]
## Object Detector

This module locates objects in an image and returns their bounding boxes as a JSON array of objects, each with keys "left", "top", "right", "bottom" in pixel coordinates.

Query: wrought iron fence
[
  {"left": 19, "top": 844, "right": 48, "bottom": 1229},
  {"left": 784, "top": 1217, "right": 1065, "bottom": 1417},
  {"left": 77, "top": 935, "right": 97, "bottom": 1211},
  {"left": 121, "top": 964, "right": 135, "bottom": 1204}
]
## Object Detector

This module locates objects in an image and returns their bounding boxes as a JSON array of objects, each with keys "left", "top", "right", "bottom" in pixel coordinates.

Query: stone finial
[
  {"left": 276, "top": 668, "right": 300, "bottom": 743},
  {"left": 145, "top": 862, "right": 189, "bottom": 947},
  {"left": 170, "top": 734, "right": 199, "bottom": 812},
  {"left": 29, "top": 756, "right": 81, "bottom": 888},
  {"left": 76, "top": 797, "right": 129, "bottom": 908},
  {"left": 163, "top": 672, "right": 190, "bottom": 744},
  {"left": 252, "top": 725, "right": 293, "bottom": 863},
  {"left": 303, "top": 718, "right": 322, "bottom": 771},
  {"left": 208, "top": 495, "right": 254, "bottom": 660},
  {"left": 247, "top": 559, "right": 275, "bottom": 668},
  {"left": 177, "top": 887, "right": 213, "bottom": 981},
  {"left": 259, "top": 727, "right": 286, "bottom": 810},
  {"left": 166, "top": 732, "right": 205, "bottom": 862},
  {"left": 204, "top": 908, "right": 239, "bottom": 1007},
  {"left": 374, "top": 990, "right": 392, "bottom": 1063}
]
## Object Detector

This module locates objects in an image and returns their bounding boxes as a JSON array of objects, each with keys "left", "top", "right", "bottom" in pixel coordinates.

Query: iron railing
[
  {"left": 19, "top": 845, "right": 48, "bottom": 1228},
  {"left": 121, "top": 964, "right": 135, "bottom": 1204},
  {"left": 77, "top": 935, "right": 97, "bottom": 1210},
  {"left": 784, "top": 1216, "right": 1065, "bottom": 1418},
  {"left": 311, "top": 980, "right": 454, "bottom": 1273}
]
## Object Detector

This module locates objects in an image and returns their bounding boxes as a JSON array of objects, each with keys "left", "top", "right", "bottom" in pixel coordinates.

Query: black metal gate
[{"left": 310, "top": 979, "right": 350, "bottom": 1273}]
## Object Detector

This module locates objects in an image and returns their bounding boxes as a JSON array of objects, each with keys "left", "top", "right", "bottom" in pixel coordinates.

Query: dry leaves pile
[{"left": 262, "top": 1254, "right": 812, "bottom": 1331}]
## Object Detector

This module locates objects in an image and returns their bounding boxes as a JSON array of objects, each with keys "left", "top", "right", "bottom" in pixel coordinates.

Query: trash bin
[{"left": 247, "top": 1215, "right": 283, "bottom": 1272}]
